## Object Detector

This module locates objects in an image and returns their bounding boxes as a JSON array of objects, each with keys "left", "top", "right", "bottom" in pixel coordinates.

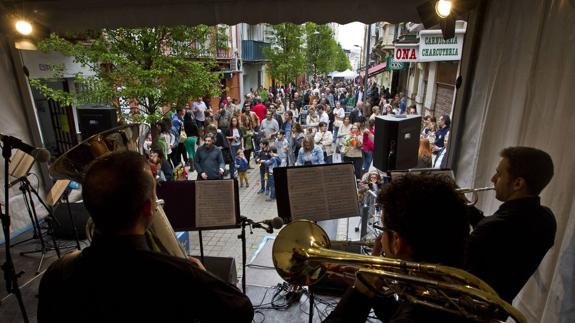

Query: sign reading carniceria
[{"left": 418, "top": 30, "right": 465, "bottom": 62}]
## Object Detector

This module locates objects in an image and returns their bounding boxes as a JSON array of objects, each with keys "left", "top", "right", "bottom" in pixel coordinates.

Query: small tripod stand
[
  {"left": 1, "top": 142, "right": 30, "bottom": 323},
  {"left": 13, "top": 175, "right": 61, "bottom": 274}
]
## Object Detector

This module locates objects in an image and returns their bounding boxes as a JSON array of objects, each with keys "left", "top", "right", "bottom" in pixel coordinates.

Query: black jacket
[
  {"left": 194, "top": 144, "right": 225, "bottom": 179},
  {"left": 38, "top": 235, "right": 253, "bottom": 323},
  {"left": 465, "top": 197, "right": 556, "bottom": 303}
]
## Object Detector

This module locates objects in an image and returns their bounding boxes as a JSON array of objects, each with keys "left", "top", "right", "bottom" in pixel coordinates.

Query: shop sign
[
  {"left": 386, "top": 57, "right": 405, "bottom": 70},
  {"left": 393, "top": 44, "right": 419, "bottom": 62},
  {"left": 418, "top": 32, "right": 464, "bottom": 62}
]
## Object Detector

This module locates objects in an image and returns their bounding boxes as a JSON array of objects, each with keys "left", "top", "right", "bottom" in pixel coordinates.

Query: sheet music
[
  {"left": 195, "top": 180, "right": 237, "bottom": 228},
  {"left": 287, "top": 164, "right": 359, "bottom": 221}
]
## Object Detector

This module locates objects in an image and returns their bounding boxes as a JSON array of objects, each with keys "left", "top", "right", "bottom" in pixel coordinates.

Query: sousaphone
[{"left": 50, "top": 123, "right": 186, "bottom": 258}]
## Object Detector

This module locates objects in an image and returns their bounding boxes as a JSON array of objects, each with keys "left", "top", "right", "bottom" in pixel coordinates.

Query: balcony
[{"left": 242, "top": 40, "right": 270, "bottom": 62}]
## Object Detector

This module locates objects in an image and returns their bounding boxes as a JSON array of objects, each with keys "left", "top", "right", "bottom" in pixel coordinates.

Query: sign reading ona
[
  {"left": 393, "top": 44, "right": 418, "bottom": 62},
  {"left": 418, "top": 32, "right": 464, "bottom": 62}
]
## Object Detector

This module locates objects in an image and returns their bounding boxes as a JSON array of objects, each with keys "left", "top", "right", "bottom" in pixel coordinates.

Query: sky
[{"left": 337, "top": 22, "right": 365, "bottom": 52}]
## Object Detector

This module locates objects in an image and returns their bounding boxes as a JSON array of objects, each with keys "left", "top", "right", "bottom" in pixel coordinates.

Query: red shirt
[
  {"left": 362, "top": 127, "right": 375, "bottom": 152},
  {"left": 252, "top": 103, "right": 267, "bottom": 122}
]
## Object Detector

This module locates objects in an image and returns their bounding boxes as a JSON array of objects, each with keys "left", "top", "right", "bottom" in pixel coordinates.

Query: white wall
[{"left": 0, "top": 39, "right": 48, "bottom": 243}]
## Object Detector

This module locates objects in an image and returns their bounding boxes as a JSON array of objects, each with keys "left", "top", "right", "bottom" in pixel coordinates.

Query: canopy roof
[{"left": 2, "top": 0, "right": 423, "bottom": 32}]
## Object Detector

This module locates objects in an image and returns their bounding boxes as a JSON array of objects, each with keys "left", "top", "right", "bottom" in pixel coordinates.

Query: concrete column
[
  {"left": 416, "top": 63, "right": 426, "bottom": 114},
  {"left": 424, "top": 61, "right": 438, "bottom": 113}
]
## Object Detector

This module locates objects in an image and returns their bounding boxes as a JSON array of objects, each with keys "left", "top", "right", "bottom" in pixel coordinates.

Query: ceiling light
[
  {"left": 15, "top": 20, "right": 33, "bottom": 35},
  {"left": 435, "top": 0, "right": 453, "bottom": 18}
]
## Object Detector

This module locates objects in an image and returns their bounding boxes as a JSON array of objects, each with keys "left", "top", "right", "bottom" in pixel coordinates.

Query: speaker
[
  {"left": 77, "top": 105, "right": 118, "bottom": 140},
  {"left": 52, "top": 202, "right": 90, "bottom": 240},
  {"left": 190, "top": 256, "right": 237, "bottom": 285},
  {"left": 373, "top": 115, "right": 422, "bottom": 171}
]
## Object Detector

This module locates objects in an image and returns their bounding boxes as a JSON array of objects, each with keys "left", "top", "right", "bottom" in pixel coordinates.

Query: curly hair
[{"left": 378, "top": 174, "right": 468, "bottom": 267}]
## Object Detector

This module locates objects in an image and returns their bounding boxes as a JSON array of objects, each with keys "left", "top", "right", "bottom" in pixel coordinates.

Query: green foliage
[
  {"left": 305, "top": 23, "right": 352, "bottom": 74},
  {"left": 31, "top": 25, "right": 226, "bottom": 124},
  {"left": 333, "top": 43, "right": 353, "bottom": 71},
  {"left": 263, "top": 23, "right": 305, "bottom": 84}
]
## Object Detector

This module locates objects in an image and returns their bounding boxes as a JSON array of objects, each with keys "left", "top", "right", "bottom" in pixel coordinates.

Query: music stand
[
  {"left": 156, "top": 179, "right": 241, "bottom": 258},
  {"left": 45, "top": 179, "right": 82, "bottom": 250},
  {"left": 273, "top": 163, "right": 360, "bottom": 322}
]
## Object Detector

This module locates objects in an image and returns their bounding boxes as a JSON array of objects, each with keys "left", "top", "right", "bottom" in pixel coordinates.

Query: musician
[
  {"left": 325, "top": 174, "right": 469, "bottom": 323},
  {"left": 38, "top": 151, "right": 253, "bottom": 323},
  {"left": 465, "top": 146, "right": 556, "bottom": 303}
]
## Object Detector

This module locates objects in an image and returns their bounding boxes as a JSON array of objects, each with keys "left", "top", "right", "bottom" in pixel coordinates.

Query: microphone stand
[
  {"left": 237, "top": 216, "right": 253, "bottom": 294},
  {"left": 1, "top": 142, "right": 30, "bottom": 323}
]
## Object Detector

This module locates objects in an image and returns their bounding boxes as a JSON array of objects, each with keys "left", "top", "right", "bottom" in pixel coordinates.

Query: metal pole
[{"left": 364, "top": 24, "right": 372, "bottom": 104}]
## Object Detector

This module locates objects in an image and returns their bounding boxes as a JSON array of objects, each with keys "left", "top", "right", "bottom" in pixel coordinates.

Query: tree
[
  {"left": 30, "top": 25, "right": 226, "bottom": 125},
  {"left": 263, "top": 23, "right": 305, "bottom": 84},
  {"left": 333, "top": 43, "right": 353, "bottom": 71},
  {"left": 304, "top": 23, "right": 336, "bottom": 76}
]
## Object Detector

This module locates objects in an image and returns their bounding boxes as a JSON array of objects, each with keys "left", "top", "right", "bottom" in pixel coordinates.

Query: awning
[
  {"left": 368, "top": 62, "right": 387, "bottom": 76},
  {"left": 0, "top": 0, "right": 423, "bottom": 33}
]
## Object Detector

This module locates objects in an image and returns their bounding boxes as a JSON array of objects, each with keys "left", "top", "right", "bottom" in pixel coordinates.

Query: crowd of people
[{"left": 146, "top": 76, "right": 453, "bottom": 200}]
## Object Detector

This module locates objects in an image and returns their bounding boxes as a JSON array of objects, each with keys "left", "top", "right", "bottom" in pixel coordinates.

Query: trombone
[
  {"left": 272, "top": 220, "right": 525, "bottom": 322},
  {"left": 456, "top": 187, "right": 495, "bottom": 206}
]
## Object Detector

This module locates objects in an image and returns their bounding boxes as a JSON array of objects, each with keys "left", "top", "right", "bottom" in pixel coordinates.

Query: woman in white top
[
  {"left": 336, "top": 115, "right": 352, "bottom": 152},
  {"left": 306, "top": 107, "right": 320, "bottom": 130},
  {"left": 332, "top": 101, "right": 345, "bottom": 141},
  {"left": 287, "top": 101, "right": 299, "bottom": 121}
]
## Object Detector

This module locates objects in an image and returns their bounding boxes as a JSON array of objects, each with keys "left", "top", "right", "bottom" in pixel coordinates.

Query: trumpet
[
  {"left": 272, "top": 220, "right": 525, "bottom": 322},
  {"left": 456, "top": 187, "right": 495, "bottom": 205}
]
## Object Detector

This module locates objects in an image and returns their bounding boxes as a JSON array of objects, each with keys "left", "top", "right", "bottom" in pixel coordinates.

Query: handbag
[{"left": 179, "top": 130, "right": 187, "bottom": 143}]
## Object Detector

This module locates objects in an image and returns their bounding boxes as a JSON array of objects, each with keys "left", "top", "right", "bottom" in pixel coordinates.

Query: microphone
[
  {"left": 0, "top": 134, "right": 50, "bottom": 162},
  {"left": 250, "top": 217, "right": 284, "bottom": 234}
]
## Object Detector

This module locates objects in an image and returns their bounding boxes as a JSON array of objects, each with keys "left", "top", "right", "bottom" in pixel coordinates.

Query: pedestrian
[
  {"left": 314, "top": 122, "right": 334, "bottom": 164},
  {"left": 235, "top": 149, "right": 249, "bottom": 188},
  {"left": 361, "top": 119, "right": 375, "bottom": 175},
  {"left": 255, "top": 139, "right": 271, "bottom": 194},
  {"left": 263, "top": 147, "right": 281, "bottom": 202},
  {"left": 342, "top": 124, "right": 363, "bottom": 179},
  {"left": 296, "top": 136, "right": 324, "bottom": 166},
  {"left": 194, "top": 134, "right": 225, "bottom": 180},
  {"left": 225, "top": 116, "right": 243, "bottom": 178},
  {"left": 274, "top": 130, "right": 289, "bottom": 167}
]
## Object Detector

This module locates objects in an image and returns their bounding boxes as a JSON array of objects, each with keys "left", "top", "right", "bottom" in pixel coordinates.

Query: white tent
[{"left": 329, "top": 69, "right": 358, "bottom": 79}]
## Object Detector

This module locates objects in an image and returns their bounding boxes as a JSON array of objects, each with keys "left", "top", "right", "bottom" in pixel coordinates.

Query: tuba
[
  {"left": 50, "top": 123, "right": 187, "bottom": 259},
  {"left": 272, "top": 220, "right": 525, "bottom": 322}
]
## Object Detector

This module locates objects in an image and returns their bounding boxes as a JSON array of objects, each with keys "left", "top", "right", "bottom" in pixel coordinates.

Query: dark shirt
[
  {"left": 38, "top": 235, "right": 253, "bottom": 323},
  {"left": 434, "top": 126, "right": 449, "bottom": 148},
  {"left": 350, "top": 109, "right": 362, "bottom": 124},
  {"left": 194, "top": 144, "right": 225, "bottom": 179},
  {"left": 324, "top": 286, "right": 464, "bottom": 323},
  {"left": 465, "top": 197, "right": 556, "bottom": 303}
]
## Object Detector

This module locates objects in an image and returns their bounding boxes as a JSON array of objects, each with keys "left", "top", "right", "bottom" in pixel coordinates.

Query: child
[
  {"left": 263, "top": 147, "right": 282, "bottom": 202},
  {"left": 235, "top": 149, "right": 249, "bottom": 188},
  {"left": 274, "top": 130, "right": 289, "bottom": 167}
]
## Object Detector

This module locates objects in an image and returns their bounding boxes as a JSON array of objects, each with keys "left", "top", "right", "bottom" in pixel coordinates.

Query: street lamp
[{"left": 312, "top": 30, "right": 321, "bottom": 82}]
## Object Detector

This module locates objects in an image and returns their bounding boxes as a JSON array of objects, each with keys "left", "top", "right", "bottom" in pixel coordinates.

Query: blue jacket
[
  {"left": 296, "top": 145, "right": 325, "bottom": 165},
  {"left": 235, "top": 156, "right": 249, "bottom": 172}
]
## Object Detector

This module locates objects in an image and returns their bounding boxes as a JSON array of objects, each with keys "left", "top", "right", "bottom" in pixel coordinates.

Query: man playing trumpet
[{"left": 465, "top": 147, "right": 556, "bottom": 303}]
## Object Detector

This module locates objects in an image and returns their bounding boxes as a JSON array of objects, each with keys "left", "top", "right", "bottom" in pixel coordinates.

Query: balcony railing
[
  {"left": 216, "top": 48, "right": 233, "bottom": 59},
  {"left": 242, "top": 40, "right": 270, "bottom": 62}
]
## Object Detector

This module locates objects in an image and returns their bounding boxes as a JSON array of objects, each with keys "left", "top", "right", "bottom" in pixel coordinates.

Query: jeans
[
  {"left": 267, "top": 175, "right": 276, "bottom": 199},
  {"left": 230, "top": 145, "right": 240, "bottom": 178},
  {"left": 259, "top": 166, "right": 266, "bottom": 192},
  {"left": 362, "top": 150, "right": 373, "bottom": 174},
  {"left": 333, "top": 127, "right": 339, "bottom": 143}
]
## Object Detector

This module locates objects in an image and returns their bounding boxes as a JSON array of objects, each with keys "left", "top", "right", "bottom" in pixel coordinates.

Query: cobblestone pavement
[
  {"left": 185, "top": 157, "right": 366, "bottom": 281},
  {"left": 186, "top": 165, "right": 279, "bottom": 278}
]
